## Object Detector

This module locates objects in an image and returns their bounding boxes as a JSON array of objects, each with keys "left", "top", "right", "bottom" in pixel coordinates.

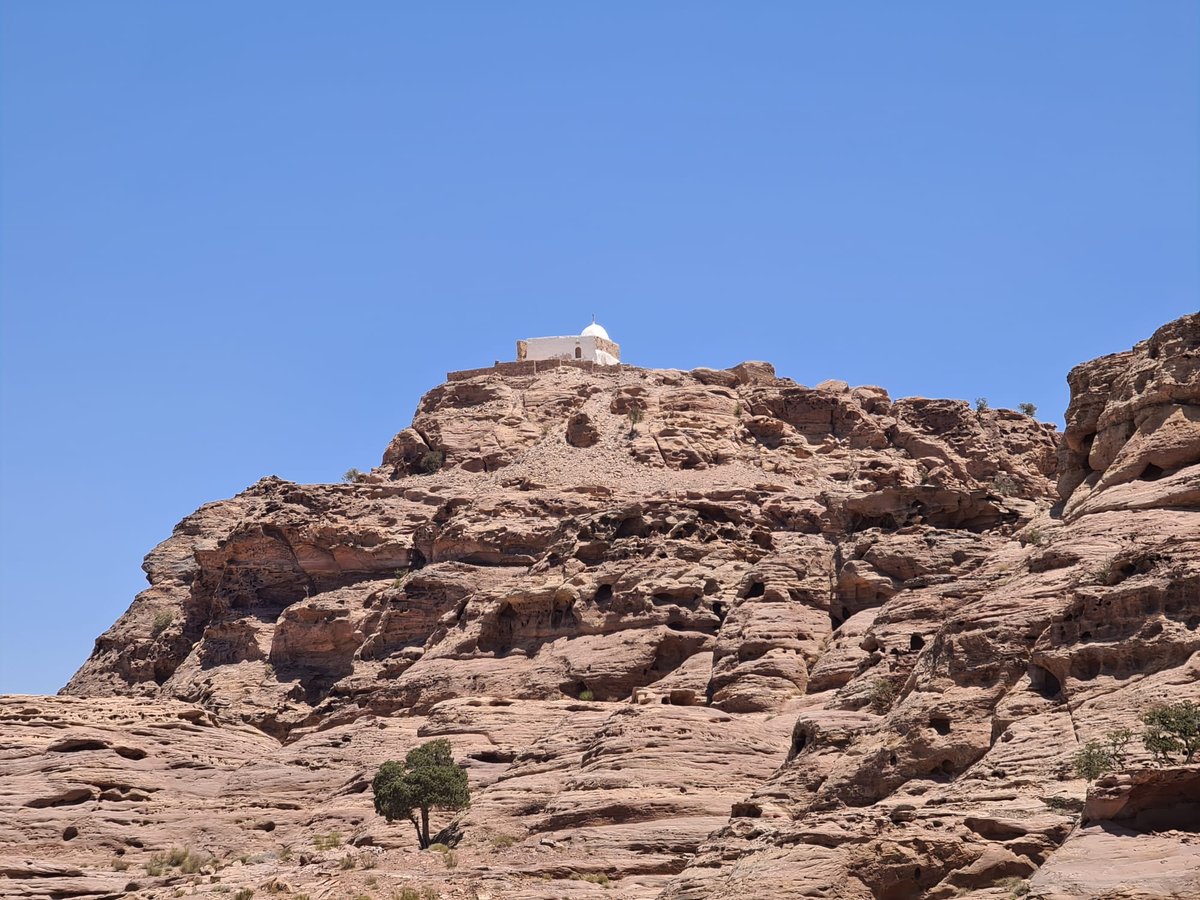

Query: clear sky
[{"left": 1, "top": 2, "right": 1196, "bottom": 694}]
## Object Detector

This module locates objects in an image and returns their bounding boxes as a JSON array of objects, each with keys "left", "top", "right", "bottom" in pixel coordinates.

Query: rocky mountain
[{"left": 2, "top": 313, "right": 1196, "bottom": 900}]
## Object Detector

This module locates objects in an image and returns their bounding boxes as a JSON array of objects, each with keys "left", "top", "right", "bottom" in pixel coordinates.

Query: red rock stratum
[{"left": 2, "top": 313, "right": 1197, "bottom": 899}]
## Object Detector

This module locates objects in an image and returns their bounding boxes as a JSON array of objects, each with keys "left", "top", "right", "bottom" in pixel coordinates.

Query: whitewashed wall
[{"left": 519, "top": 335, "right": 619, "bottom": 365}]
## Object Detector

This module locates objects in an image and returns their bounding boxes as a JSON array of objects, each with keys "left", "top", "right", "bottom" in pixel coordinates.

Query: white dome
[{"left": 581, "top": 321, "right": 610, "bottom": 340}]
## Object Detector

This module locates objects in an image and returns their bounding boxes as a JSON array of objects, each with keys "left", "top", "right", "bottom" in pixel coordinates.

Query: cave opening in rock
[
  {"left": 909, "top": 634, "right": 925, "bottom": 652},
  {"left": 593, "top": 584, "right": 613, "bottom": 605},
  {"left": 930, "top": 716, "right": 951, "bottom": 735},
  {"left": 730, "top": 802, "right": 762, "bottom": 818},
  {"left": 549, "top": 602, "right": 575, "bottom": 629},
  {"left": 712, "top": 600, "right": 728, "bottom": 622},
  {"left": 1029, "top": 664, "right": 1062, "bottom": 699},
  {"left": 1139, "top": 463, "right": 1166, "bottom": 481},
  {"left": 744, "top": 581, "right": 765, "bottom": 599}
]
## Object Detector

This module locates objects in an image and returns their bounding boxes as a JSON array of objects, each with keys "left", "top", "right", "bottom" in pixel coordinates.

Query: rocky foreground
[{"left": 2, "top": 314, "right": 1197, "bottom": 900}]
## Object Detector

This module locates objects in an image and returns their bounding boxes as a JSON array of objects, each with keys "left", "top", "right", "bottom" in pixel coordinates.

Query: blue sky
[{"left": 1, "top": 2, "right": 1197, "bottom": 694}]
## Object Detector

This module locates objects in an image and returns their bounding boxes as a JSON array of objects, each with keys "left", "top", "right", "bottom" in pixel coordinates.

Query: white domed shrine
[
  {"left": 517, "top": 318, "right": 620, "bottom": 366},
  {"left": 580, "top": 320, "right": 610, "bottom": 341}
]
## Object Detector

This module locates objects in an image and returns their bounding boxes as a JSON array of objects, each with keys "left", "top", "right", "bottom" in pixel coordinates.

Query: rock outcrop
[{"left": 1, "top": 313, "right": 1196, "bottom": 900}]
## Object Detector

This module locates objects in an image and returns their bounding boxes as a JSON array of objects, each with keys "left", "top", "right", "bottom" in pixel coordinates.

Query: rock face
[{"left": 1, "top": 314, "right": 1196, "bottom": 899}]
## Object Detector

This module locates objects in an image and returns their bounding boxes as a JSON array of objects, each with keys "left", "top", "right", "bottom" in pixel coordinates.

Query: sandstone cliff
[{"left": 2, "top": 314, "right": 1196, "bottom": 900}]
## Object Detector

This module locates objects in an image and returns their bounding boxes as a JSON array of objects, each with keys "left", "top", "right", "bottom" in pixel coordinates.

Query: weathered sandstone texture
[{"left": 2, "top": 313, "right": 1196, "bottom": 899}]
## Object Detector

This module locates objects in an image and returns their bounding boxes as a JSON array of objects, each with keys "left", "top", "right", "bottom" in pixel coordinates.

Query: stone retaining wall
[{"left": 447, "top": 359, "right": 633, "bottom": 381}]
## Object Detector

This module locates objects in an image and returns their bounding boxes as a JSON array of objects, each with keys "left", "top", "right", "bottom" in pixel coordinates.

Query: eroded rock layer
[{"left": 2, "top": 313, "right": 1196, "bottom": 899}]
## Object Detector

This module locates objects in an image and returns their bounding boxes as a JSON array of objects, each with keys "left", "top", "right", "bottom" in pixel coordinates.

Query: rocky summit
[{"left": 2, "top": 314, "right": 1198, "bottom": 900}]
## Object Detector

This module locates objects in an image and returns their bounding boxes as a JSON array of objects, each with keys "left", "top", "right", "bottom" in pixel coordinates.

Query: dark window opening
[
  {"left": 574, "top": 346, "right": 582, "bottom": 359},
  {"left": 909, "top": 634, "right": 925, "bottom": 651},
  {"left": 929, "top": 716, "right": 951, "bottom": 735}
]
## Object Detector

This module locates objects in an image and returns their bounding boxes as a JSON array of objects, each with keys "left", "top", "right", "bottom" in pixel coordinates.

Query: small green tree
[
  {"left": 1142, "top": 701, "right": 1200, "bottom": 764},
  {"left": 418, "top": 450, "right": 444, "bottom": 475},
  {"left": 1105, "top": 728, "right": 1135, "bottom": 769},
  {"left": 1071, "top": 741, "right": 1116, "bottom": 781},
  {"left": 151, "top": 609, "right": 175, "bottom": 637},
  {"left": 1018, "top": 402, "right": 1037, "bottom": 417},
  {"left": 627, "top": 407, "right": 643, "bottom": 436},
  {"left": 342, "top": 468, "right": 363, "bottom": 483},
  {"left": 867, "top": 678, "right": 897, "bottom": 713},
  {"left": 372, "top": 739, "right": 470, "bottom": 849},
  {"left": 974, "top": 397, "right": 990, "bottom": 414}
]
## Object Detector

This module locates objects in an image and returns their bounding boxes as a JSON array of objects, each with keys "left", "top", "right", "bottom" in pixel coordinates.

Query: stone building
[{"left": 517, "top": 319, "right": 620, "bottom": 366}]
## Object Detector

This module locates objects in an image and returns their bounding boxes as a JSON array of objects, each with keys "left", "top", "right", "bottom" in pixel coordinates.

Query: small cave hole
[
  {"left": 1029, "top": 664, "right": 1062, "bottom": 700},
  {"left": 62, "top": 826, "right": 79, "bottom": 841},
  {"left": 938, "top": 759, "right": 955, "bottom": 776},
  {"left": 1139, "top": 463, "right": 1166, "bottom": 482},
  {"left": 409, "top": 548, "right": 427, "bottom": 570},
  {"left": 731, "top": 802, "right": 762, "bottom": 819},
  {"left": 593, "top": 584, "right": 613, "bottom": 604},
  {"left": 744, "top": 581, "right": 766, "bottom": 599},
  {"left": 549, "top": 604, "right": 574, "bottom": 628},
  {"left": 712, "top": 600, "right": 728, "bottom": 623},
  {"left": 909, "top": 634, "right": 925, "bottom": 652},
  {"left": 1186, "top": 615, "right": 1200, "bottom": 631},
  {"left": 929, "top": 716, "right": 951, "bottom": 735},
  {"left": 47, "top": 739, "right": 109, "bottom": 753}
]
